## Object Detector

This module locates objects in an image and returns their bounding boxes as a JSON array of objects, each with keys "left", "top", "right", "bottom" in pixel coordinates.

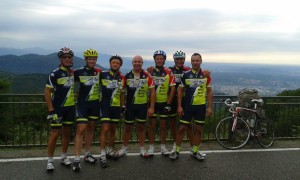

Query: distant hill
[
  {"left": 0, "top": 53, "right": 107, "bottom": 74},
  {"left": 0, "top": 47, "right": 54, "bottom": 56},
  {"left": 1, "top": 48, "right": 300, "bottom": 95}
]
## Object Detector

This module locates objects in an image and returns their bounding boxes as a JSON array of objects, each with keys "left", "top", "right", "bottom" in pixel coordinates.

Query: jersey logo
[
  {"left": 153, "top": 77, "right": 166, "bottom": 85},
  {"left": 106, "top": 80, "right": 122, "bottom": 89},
  {"left": 128, "top": 79, "right": 147, "bottom": 88},
  {"left": 80, "top": 76, "right": 99, "bottom": 85},
  {"left": 186, "top": 79, "right": 205, "bottom": 88}
]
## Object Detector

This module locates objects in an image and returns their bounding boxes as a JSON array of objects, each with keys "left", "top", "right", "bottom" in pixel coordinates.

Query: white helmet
[{"left": 173, "top": 50, "right": 185, "bottom": 60}]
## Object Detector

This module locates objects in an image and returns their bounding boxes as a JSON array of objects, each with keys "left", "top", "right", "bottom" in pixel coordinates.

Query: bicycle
[{"left": 215, "top": 98, "right": 274, "bottom": 150}]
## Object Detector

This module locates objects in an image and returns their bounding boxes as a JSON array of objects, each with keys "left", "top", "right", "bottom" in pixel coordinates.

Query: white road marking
[{"left": 0, "top": 148, "right": 299, "bottom": 163}]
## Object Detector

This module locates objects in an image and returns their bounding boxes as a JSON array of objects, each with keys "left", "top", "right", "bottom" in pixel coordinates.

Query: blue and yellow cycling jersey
[
  {"left": 151, "top": 67, "right": 176, "bottom": 103},
  {"left": 74, "top": 66, "right": 101, "bottom": 103},
  {"left": 169, "top": 65, "right": 190, "bottom": 89},
  {"left": 180, "top": 69, "right": 212, "bottom": 105},
  {"left": 46, "top": 66, "right": 75, "bottom": 107},
  {"left": 100, "top": 70, "right": 126, "bottom": 107},
  {"left": 125, "top": 70, "right": 155, "bottom": 105}
]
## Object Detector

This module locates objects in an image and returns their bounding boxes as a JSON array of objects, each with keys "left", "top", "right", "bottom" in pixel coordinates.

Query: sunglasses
[{"left": 61, "top": 56, "right": 73, "bottom": 59}]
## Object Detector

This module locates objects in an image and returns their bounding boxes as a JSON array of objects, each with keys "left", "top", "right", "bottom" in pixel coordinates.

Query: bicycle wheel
[
  {"left": 215, "top": 117, "right": 251, "bottom": 150},
  {"left": 255, "top": 117, "right": 274, "bottom": 148}
]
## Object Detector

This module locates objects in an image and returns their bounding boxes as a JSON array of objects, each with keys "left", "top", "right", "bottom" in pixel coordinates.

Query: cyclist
[
  {"left": 168, "top": 51, "right": 211, "bottom": 154},
  {"left": 169, "top": 53, "right": 213, "bottom": 161},
  {"left": 44, "top": 47, "right": 76, "bottom": 171},
  {"left": 72, "top": 49, "right": 101, "bottom": 171},
  {"left": 168, "top": 50, "right": 194, "bottom": 153},
  {"left": 98, "top": 55, "right": 126, "bottom": 168},
  {"left": 115, "top": 55, "right": 155, "bottom": 158},
  {"left": 147, "top": 50, "right": 176, "bottom": 157}
]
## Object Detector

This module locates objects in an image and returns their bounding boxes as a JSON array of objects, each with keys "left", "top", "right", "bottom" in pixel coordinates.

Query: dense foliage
[{"left": 277, "top": 88, "right": 300, "bottom": 96}]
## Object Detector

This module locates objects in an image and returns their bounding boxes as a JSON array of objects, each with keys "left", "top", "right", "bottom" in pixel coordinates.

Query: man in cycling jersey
[
  {"left": 147, "top": 50, "right": 176, "bottom": 157},
  {"left": 168, "top": 50, "right": 195, "bottom": 154},
  {"left": 115, "top": 55, "right": 155, "bottom": 158},
  {"left": 45, "top": 47, "right": 76, "bottom": 172},
  {"left": 72, "top": 49, "right": 101, "bottom": 172},
  {"left": 169, "top": 53, "right": 213, "bottom": 161},
  {"left": 169, "top": 51, "right": 211, "bottom": 154},
  {"left": 98, "top": 55, "right": 126, "bottom": 168}
]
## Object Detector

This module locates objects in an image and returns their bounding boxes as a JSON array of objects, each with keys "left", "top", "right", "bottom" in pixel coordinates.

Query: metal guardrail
[{"left": 0, "top": 94, "right": 300, "bottom": 147}]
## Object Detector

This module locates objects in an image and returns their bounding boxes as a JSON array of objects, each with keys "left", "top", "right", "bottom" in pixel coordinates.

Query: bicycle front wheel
[
  {"left": 255, "top": 117, "right": 274, "bottom": 148},
  {"left": 215, "top": 117, "right": 251, "bottom": 150}
]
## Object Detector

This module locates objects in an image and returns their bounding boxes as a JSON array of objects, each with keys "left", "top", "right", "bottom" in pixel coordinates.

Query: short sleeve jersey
[
  {"left": 74, "top": 67, "right": 102, "bottom": 103},
  {"left": 180, "top": 69, "right": 212, "bottom": 105},
  {"left": 100, "top": 70, "right": 126, "bottom": 107},
  {"left": 46, "top": 66, "right": 75, "bottom": 107},
  {"left": 169, "top": 66, "right": 191, "bottom": 89},
  {"left": 151, "top": 67, "right": 176, "bottom": 103},
  {"left": 125, "top": 70, "right": 155, "bottom": 105}
]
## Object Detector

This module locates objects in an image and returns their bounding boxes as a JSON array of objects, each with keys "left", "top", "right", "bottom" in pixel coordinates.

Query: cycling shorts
[
  {"left": 51, "top": 106, "right": 75, "bottom": 129},
  {"left": 100, "top": 104, "right": 121, "bottom": 124},
  {"left": 125, "top": 104, "right": 148, "bottom": 125},
  {"left": 179, "top": 104, "right": 206, "bottom": 125},
  {"left": 153, "top": 102, "right": 169, "bottom": 119},
  {"left": 76, "top": 100, "right": 100, "bottom": 124}
]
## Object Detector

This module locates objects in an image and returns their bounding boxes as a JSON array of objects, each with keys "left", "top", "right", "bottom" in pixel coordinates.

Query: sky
[{"left": 1, "top": 0, "right": 300, "bottom": 65}]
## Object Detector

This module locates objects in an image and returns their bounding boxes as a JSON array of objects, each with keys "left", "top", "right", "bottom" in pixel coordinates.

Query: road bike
[{"left": 215, "top": 98, "right": 274, "bottom": 150}]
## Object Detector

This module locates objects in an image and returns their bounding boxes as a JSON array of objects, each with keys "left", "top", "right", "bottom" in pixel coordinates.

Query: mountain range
[{"left": 0, "top": 47, "right": 300, "bottom": 95}]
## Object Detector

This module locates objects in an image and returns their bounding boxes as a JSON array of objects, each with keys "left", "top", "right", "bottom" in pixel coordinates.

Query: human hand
[
  {"left": 47, "top": 111, "right": 59, "bottom": 124},
  {"left": 147, "top": 66, "right": 154, "bottom": 74},
  {"left": 202, "top": 69, "right": 211, "bottom": 78},
  {"left": 164, "top": 104, "right": 172, "bottom": 113},
  {"left": 177, "top": 106, "right": 184, "bottom": 117}
]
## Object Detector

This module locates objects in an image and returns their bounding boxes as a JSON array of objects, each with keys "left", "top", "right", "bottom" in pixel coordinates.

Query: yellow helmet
[{"left": 83, "top": 48, "right": 98, "bottom": 58}]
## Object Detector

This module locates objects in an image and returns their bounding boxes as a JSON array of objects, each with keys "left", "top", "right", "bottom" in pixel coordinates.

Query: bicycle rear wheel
[
  {"left": 215, "top": 117, "right": 250, "bottom": 150},
  {"left": 255, "top": 117, "right": 274, "bottom": 148}
]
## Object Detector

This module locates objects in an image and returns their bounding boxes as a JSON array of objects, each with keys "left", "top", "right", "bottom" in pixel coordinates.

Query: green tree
[
  {"left": 0, "top": 78, "right": 10, "bottom": 93},
  {"left": 277, "top": 88, "right": 300, "bottom": 96},
  {"left": 0, "top": 77, "right": 11, "bottom": 143}
]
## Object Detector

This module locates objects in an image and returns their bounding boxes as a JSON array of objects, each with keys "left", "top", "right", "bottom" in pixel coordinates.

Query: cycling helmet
[
  {"left": 83, "top": 48, "right": 98, "bottom": 58},
  {"left": 153, "top": 50, "right": 167, "bottom": 60},
  {"left": 57, "top": 47, "right": 74, "bottom": 58},
  {"left": 173, "top": 50, "right": 186, "bottom": 60},
  {"left": 109, "top": 55, "right": 123, "bottom": 65}
]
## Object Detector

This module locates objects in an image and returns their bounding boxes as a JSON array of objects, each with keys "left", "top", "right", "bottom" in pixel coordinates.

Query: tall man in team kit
[
  {"left": 147, "top": 50, "right": 176, "bottom": 156},
  {"left": 168, "top": 50, "right": 195, "bottom": 153},
  {"left": 169, "top": 53, "right": 213, "bottom": 161},
  {"left": 168, "top": 51, "right": 211, "bottom": 154},
  {"left": 115, "top": 55, "right": 155, "bottom": 158},
  {"left": 72, "top": 49, "right": 101, "bottom": 171},
  {"left": 44, "top": 47, "right": 76, "bottom": 171},
  {"left": 98, "top": 55, "right": 126, "bottom": 168}
]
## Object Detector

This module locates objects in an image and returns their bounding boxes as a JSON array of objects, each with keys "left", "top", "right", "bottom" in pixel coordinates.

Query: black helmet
[{"left": 153, "top": 50, "right": 167, "bottom": 60}]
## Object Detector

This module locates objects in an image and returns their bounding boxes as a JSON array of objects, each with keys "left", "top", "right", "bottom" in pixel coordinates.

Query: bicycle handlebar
[
  {"left": 224, "top": 99, "right": 239, "bottom": 114},
  {"left": 224, "top": 99, "right": 239, "bottom": 107}
]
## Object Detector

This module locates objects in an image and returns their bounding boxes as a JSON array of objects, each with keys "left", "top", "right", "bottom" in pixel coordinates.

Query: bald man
[{"left": 115, "top": 55, "right": 155, "bottom": 158}]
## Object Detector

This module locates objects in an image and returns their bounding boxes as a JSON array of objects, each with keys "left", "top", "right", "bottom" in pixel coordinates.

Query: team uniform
[
  {"left": 169, "top": 65, "right": 190, "bottom": 117},
  {"left": 74, "top": 67, "right": 102, "bottom": 124},
  {"left": 100, "top": 70, "right": 126, "bottom": 123},
  {"left": 151, "top": 67, "right": 176, "bottom": 118},
  {"left": 46, "top": 66, "right": 75, "bottom": 129},
  {"left": 179, "top": 69, "right": 212, "bottom": 125},
  {"left": 124, "top": 70, "right": 155, "bottom": 124}
]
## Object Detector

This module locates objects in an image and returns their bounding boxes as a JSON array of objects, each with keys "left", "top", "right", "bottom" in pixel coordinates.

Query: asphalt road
[{"left": 1, "top": 149, "right": 300, "bottom": 180}]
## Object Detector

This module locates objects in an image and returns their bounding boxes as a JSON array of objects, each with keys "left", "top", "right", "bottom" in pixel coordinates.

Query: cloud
[{"left": 0, "top": 0, "right": 300, "bottom": 65}]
